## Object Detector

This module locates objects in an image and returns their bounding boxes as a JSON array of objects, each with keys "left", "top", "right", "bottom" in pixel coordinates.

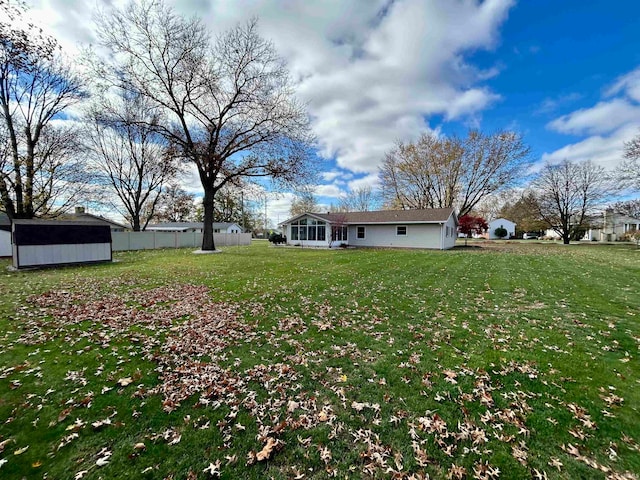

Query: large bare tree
[
  {"left": 93, "top": 0, "right": 314, "bottom": 250},
  {"left": 0, "top": 1, "right": 88, "bottom": 219},
  {"left": 85, "top": 93, "right": 178, "bottom": 231},
  {"left": 289, "top": 187, "right": 319, "bottom": 217},
  {"left": 337, "top": 185, "right": 379, "bottom": 212},
  {"left": 533, "top": 160, "right": 612, "bottom": 244},
  {"left": 618, "top": 131, "right": 640, "bottom": 191},
  {"left": 379, "top": 130, "right": 529, "bottom": 216}
]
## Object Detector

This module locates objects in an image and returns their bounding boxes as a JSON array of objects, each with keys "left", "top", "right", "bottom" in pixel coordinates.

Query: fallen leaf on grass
[
  {"left": 91, "top": 418, "right": 112, "bottom": 430},
  {"left": 256, "top": 437, "right": 280, "bottom": 461},
  {"left": 548, "top": 457, "right": 563, "bottom": 471},
  {"left": 14, "top": 446, "right": 29, "bottom": 455},
  {"left": 203, "top": 460, "right": 221, "bottom": 477},
  {"left": 0, "top": 438, "right": 13, "bottom": 453},
  {"left": 117, "top": 377, "right": 133, "bottom": 387}
]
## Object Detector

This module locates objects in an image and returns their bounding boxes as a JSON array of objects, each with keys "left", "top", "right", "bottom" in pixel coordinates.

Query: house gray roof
[
  {"left": 282, "top": 208, "right": 456, "bottom": 226},
  {"left": 69, "top": 212, "right": 128, "bottom": 230},
  {"left": 146, "top": 222, "right": 242, "bottom": 231},
  {"left": 146, "top": 222, "right": 203, "bottom": 231}
]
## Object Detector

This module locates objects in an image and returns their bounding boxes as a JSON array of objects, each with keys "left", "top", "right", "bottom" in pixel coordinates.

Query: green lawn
[{"left": 0, "top": 242, "right": 638, "bottom": 479}]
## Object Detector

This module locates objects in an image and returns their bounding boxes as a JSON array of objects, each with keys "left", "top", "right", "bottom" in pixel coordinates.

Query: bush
[
  {"left": 268, "top": 233, "right": 286, "bottom": 245},
  {"left": 494, "top": 227, "right": 508, "bottom": 239}
]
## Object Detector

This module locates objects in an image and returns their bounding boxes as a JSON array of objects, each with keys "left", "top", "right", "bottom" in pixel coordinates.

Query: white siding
[
  {"left": 0, "top": 230, "right": 11, "bottom": 257},
  {"left": 443, "top": 215, "right": 457, "bottom": 249},
  {"left": 347, "top": 223, "right": 444, "bottom": 249},
  {"left": 488, "top": 219, "right": 516, "bottom": 239},
  {"left": 14, "top": 243, "right": 111, "bottom": 268},
  {"left": 284, "top": 216, "right": 332, "bottom": 247}
]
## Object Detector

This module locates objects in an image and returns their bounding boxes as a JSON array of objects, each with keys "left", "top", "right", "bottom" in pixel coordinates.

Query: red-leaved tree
[{"left": 458, "top": 215, "right": 488, "bottom": 246}]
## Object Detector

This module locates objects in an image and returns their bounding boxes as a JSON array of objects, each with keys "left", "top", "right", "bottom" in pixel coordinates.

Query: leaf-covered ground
[{"left": 0, "top": 241, "right": 638, "bottom": 479}]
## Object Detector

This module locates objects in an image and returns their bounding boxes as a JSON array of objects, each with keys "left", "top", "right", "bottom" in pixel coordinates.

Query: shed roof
[{"left": 12, "top": 219, "right": 108, "bottom": 226}]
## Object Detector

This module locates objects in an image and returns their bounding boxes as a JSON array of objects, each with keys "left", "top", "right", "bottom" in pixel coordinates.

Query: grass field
[{"left": 0, "top": 241, "right": 638, "bottom": 479}]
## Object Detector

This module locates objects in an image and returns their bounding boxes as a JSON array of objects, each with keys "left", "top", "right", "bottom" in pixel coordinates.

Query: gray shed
[{"left": 12, "top": 219, "right": 112, "bottom": 269}]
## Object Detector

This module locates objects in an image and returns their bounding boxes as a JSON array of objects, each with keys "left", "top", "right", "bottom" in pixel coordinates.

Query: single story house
[
  {"left": 484, "top": 218, "right": 516, "bottom": 239},
  {"left": 145, "top": 222, "right": 243, "bottom": 233},
  {"left": 279, "top": 208, "right": 458, "bottom": 250}
]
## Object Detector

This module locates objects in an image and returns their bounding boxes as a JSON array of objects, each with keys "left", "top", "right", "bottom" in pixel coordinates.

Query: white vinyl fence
[{"left": 111, "top": 231, "right": 251, "bottom": 251}]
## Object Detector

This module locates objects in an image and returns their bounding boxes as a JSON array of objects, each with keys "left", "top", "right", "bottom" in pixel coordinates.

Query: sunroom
[{"left": 288, "top": 216, "right": 330, "bottom": 247}]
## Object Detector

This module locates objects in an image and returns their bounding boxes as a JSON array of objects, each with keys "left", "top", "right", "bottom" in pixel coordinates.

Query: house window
[
  {"left": 291, "top": 226, "right": 299, "bottom": 240},
  {"left": 331, "top": 225, "right": 348, "bottom": 241},
  {"left": 357, "top": 226, "right": 365, "bottom": 239},
  {"left": 317, "top": 224, "right": 326, "bottom": 241},
  {"left": 396, "top": 225, "right": 407, "bottom": 236}
]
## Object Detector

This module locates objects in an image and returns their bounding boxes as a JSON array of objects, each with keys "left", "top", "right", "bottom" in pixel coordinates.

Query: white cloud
[
  {"left": 347, "top": 174, "right": 381, "bottom": 192},
  {"left": 266, "top": 192, "right": 295, "bottom": 225},
  {"left": 606, "top": 67, "right": 640, "bottom": 102},
  {"left": 542, "top": 66, "right": 640, "bottom": 171},
  {"left": 540, "top": 123, "right": 639, "bottom": 170},
  {"left": 313, "top": 184, "right": 344, "bottom": 198},
  {"left": 321, "top": 169, "right": 353, "bottom": 182},
  {"left": 547, "top": 99, "right": 640, "bottom": 136}
]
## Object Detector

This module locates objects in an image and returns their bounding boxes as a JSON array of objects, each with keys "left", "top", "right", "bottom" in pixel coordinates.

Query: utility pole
[
  {"left": 264, "top": 195, "right": 268, "bottom": 235},
  {"left": 241, "top": 190, "right": 245, "bottom": 233}
]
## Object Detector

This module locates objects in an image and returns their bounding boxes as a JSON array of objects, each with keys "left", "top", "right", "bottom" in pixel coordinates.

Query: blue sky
[
  {"left": 27, "top": 0, "right": 640, "bottom": 223},
  {"left": 460, "top": 0, "right": 640, "bottom": 163}
]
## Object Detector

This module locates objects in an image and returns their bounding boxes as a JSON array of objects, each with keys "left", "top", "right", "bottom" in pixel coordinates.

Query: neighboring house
[
  {"left": 0, "top": 211, "right": 11, "bottom": 257},
  {"left": 582, "top": 210, "right": 640, "bottom": 242},
  {"left": 66, "top": 207, "right": 128, "bottom": 232},
  {"left": 485, "top": 218, "right": 516, "bottom": 240},
  {"left": 279, "top": 208, "right": 458, "bottom": 250},
  {"left": 145, "top": 222, "right": 243, "bottom": 233},
  {"left": 541, "top": 210, "right": 640, "bottom": 241}
]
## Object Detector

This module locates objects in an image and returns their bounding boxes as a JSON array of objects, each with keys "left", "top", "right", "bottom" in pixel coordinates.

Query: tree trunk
[
  {"left": 563, "top": 234, "right": 570, "bottom": 245},
  {"left": 201, "top": 187, "right": 216, "bottom": 251},
  {"left": 132, "top": 217, "right": 141, "bottom": 232}
]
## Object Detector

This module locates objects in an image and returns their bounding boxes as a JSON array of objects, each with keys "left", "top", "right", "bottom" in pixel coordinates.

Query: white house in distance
[
  {"left": 485, "top": 218, "right": 516, "bottom": 239},
  {"left": 146, "top": 222, "right": 243, "bottom": 233},
  {"left": 279, "top": 208, "right": 458, "bottom": 250}
]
